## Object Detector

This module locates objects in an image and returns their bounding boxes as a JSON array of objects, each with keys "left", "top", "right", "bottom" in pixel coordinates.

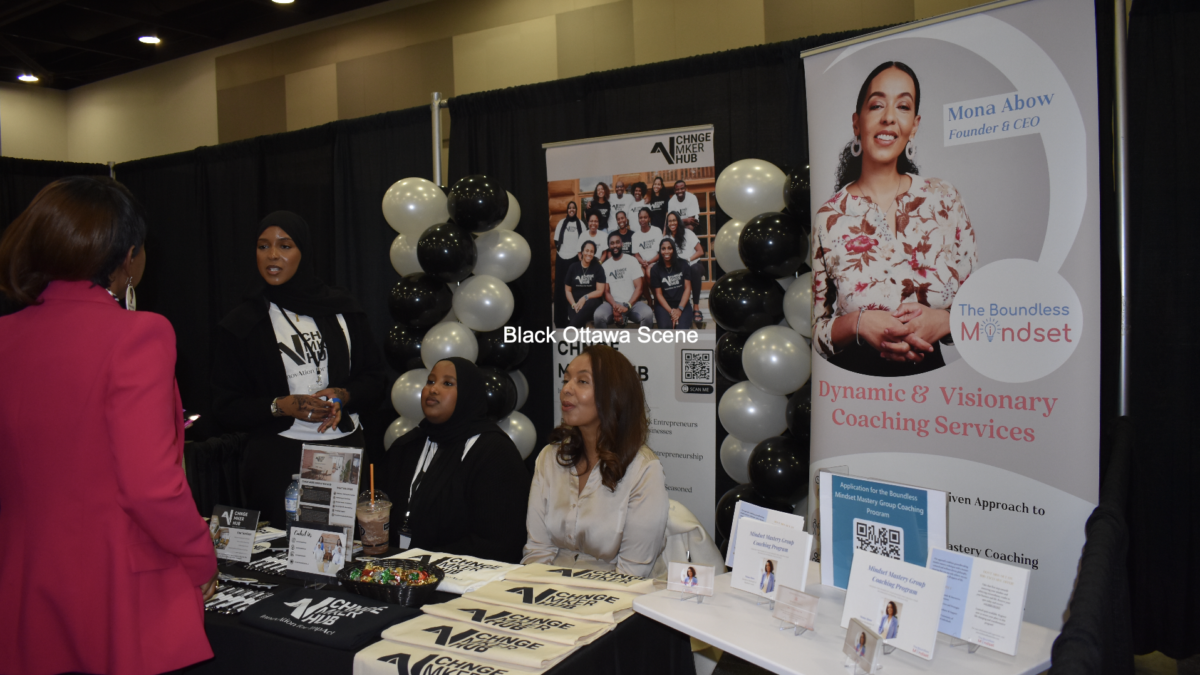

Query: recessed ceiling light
[
  {"left": 272, "top": 0, "right": 295, "bottom": 4},
  {"left": 139, "top": 35, "right": 160, "bottom": 44},
  {"left": 18, "top": 74, "right": 38, "bottom": 82}
]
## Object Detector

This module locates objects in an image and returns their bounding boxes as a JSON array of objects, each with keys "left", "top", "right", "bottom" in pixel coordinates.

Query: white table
[{"left": 634, "top": 564, "right": 1057, "bottom": 675}]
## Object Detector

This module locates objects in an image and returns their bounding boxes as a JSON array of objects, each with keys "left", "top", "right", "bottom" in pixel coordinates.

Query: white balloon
[
  {"left": 390, "top": 369, "right": 428, "bottom": 419},
  {"left": 498, "top": 411, "right": 537, "bottom": 459},
  {"left": 473, "top": 229, "right": 531, "bottom": 283},
  {"left": 494, "top": 192, "right": 521, "bottom": 232},
  {"left": 452, "top": 275, "right": 515, "bottom": 332},
  {"left": 720, "top": 434, "right": 754, "bottom": 484},
  {"left": 776, "top": 274, "right": 797, "bottom": 292},
  {"left": 510, "top": 370, "right": 529, "bottom": 410},
  {"left": 784, "top": 271, "right": 814, "bottom": 338},
  {"left": 420, "top": 322, "right": 478, "bottom": 368},
  {"left": 714, "top": 219, "right": 746, "bottom": 273},
  {"left": 382, "top": 177, "right": 449, "bottom": 236},
  {"left": 718, "top": 381, "right": 788, "bottom": 444},
  {"left": 714, "top": 159, "right": 787, "bottom": 221},
  {"left": 389, "top": 232, "right": 423, "bottom": 276},
  {"left": 383, "top": 416, "right": 420, "bottom": 450},
  {"left": 742, "top": 325, "right": 810, "bottom": 396}
]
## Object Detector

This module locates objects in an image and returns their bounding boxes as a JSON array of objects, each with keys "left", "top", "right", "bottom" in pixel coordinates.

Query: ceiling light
[
  {"left": 272, "top": 0, "right": 295, "bottom": 4},
  {"left": 18, "top": 74, "right": 38, "bottom": 82},
  {"left": 139, "top": 35, "right": 160, "bottom": 44}
]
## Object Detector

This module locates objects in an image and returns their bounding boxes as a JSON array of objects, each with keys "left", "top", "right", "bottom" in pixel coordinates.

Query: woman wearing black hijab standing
[
  {"left": 384, "top": 357, "right": 530, "bottom": 563},
  {"left": 212, "top": 211, "right": 386, "bottom": 528}
]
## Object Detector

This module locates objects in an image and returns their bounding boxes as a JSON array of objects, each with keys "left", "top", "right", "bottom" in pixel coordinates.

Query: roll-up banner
[
  {"left": 542, "top": 127, "right": 718, "bottom": 535},
  {"left": 802, "top": 0, "right": 1100, "bottom": 628}
]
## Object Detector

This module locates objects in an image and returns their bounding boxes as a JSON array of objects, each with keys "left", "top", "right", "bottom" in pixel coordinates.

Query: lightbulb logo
[{"left": 982, "top": 318, "right": 1000, "bottom": 342}]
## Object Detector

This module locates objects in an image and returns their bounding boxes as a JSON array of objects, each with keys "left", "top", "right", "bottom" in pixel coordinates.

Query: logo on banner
[{"left": 649, "top": 131, "right": 712, "bottom": 165}]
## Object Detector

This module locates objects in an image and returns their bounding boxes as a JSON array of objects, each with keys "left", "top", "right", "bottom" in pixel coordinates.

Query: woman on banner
[
  {"left": 580, "top": 213, "right": 608, "bottom": 262},
  {"left": 383, "top": 357, "right": 530, "bottom": 563},
  {"left": 0, "top": 176, "right": 218, "bottom": 675},
  {"left": 630, "top": 207, "right": 662, "bottom": 305},
  {"left": 585, "top": 182, "right": 613, "bottom": 231},
  {"left": 811, "top": 61, "right": 978, "bottom": 376},
  {"left": 524, "top": 344, "right": 669, "bottom": 577},
  {"left": 645, "top": 176, "right": 671, "bottom": 229},
  {"left": 665, "top": 211, "right": 705, "bottom": 324},
  {"left": 564, "top": 240, "right": 607, "bottom": 329},
  {"left": 650, "top": 238, "right": 693, "bottom": 329},
  {"left": 212, "top": 211, "right": 386, "bottom": 528},
  {"left": 552, "top": 200, "right": 584, "bottom": 328}
]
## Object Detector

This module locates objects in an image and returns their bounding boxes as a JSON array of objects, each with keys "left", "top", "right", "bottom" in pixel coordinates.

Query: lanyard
[{"left": 407, "top": 438, "right": 438, "bottom": 516}]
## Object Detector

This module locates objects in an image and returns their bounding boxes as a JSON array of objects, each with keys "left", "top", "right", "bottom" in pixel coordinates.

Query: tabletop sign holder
[
  {"left": 772, "top": 586, "right": 819, "bottom": 637},
  {"left": 666, "top": 562, "right": 715, "bottom": 605},
  {"left": 842, "top": 618, "right": 884, "bottom": 673},
  {"left": 209, "top": 505, "right": 261, "bottom": 564},
  {"left": 949, "top": 637, "right": 981, "bottom": 654}
]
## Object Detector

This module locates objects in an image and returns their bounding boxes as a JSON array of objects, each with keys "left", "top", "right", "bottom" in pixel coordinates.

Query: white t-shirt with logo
[
  {"left": 268, "top": 302, "right": 359, "bottom": 441},
  {"left": 604, "top": 253, "right": 643, "bottom": 305},
  {"left": 578, "top": 229, "right": 607, "bottom": 257},
  {"left": 666, "top": 192, "right": 701, "bottom": 226},
  {"left": 554, "top": 218, "right": 584, "bottom": 260},
  {"left": 608, "top": 193, "right": 637, "bottom": 229},
  {"left": 631, "top": 226, "right": 664, "bottom": 263},
  {"left": 672, "top": 227, "right": 704, "bottom": 262}
]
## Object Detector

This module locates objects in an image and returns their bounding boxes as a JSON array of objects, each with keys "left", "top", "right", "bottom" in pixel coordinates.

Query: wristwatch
[{"left": 270, "top": 397, "right": 284, "bottom": 417}]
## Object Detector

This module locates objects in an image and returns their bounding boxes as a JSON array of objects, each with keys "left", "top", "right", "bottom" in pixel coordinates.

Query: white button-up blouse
[{"left": 522, "top": 443, "right": 669, "bottom": 578}]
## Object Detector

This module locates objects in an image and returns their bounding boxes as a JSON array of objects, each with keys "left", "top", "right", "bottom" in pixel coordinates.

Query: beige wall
[{"left": 2, "top": 0, "right": 999, "bottom": 165}]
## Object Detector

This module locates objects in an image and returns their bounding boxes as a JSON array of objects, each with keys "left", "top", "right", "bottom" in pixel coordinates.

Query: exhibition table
[
  {"left": 633, "top": 563, "right": 1057, "bottom": 675},
  {"left": 184, "top": 554, "right": 696, "bottom": 675}
]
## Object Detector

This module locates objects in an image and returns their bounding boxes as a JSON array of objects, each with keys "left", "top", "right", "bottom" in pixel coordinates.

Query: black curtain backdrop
[{"left": 1126, "top": 0, "right": 1200, "bottom": 660}]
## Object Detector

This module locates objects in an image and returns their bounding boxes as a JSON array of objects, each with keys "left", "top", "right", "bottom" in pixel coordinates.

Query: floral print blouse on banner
[{"left": 811, "top": 176, "right": 978, "bottom": 360}]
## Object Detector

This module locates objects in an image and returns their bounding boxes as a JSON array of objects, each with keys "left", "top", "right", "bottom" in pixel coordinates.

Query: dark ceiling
[{"left": 0, "top": 0, "right": 396, "bottom": 90}]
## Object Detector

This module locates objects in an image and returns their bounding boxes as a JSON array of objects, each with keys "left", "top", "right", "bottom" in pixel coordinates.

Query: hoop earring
[
  {"left": 850, "top": 137, "right": 862, "bottom": 157},
  {"left": 125, "top": 277, "right": 137, "bottom": 312},
  {"left": 906, "top": 140, "right": 917, "bottom": 161}
]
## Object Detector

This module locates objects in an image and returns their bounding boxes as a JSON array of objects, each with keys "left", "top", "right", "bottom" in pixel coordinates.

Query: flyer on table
[
  {"left": 209, "top": 505, "right": 259, "bottom": 563},
  {"left": 731, "top": 518, "right": 813, "bottom": 599},
  {"left": 725, "top": 501, "right": 805, "bottom": 568},
  {"left": 841, "top": 549, "right": 948, "bottom": 661},
  {"left": 803, "top": 0, "right": 1101, "bottom": 628},
  {"left": 298, "top": 444, "right": 363, "bottom": 528},
  {"left": 929, "top": 547, "right": 1030, "bottom": 655}
]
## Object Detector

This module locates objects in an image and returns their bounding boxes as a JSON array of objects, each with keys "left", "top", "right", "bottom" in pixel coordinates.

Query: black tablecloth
[{"left": 184, "top": 552, "right": 696, "bottom": 675}]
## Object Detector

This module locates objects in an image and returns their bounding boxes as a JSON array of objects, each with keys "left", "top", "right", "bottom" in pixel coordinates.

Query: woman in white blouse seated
[{"left": 523, "top": 344, "right": 669, "bottom": 578}]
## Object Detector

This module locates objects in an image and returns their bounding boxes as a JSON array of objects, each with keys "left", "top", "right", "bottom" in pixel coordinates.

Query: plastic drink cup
[{"left": 356, "top": 498, "right": 391, "bottom": 556}]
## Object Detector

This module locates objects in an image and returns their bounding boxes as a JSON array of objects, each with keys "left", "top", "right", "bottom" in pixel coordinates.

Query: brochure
[
  {"left": 841, "top": 550, "right": 948, "bottom": 661},
  {"left": 731, "top": 519, "right": 814, "bottom": 600},
  {"left": 928, "top": 548, "right": 1030, "bottom": 655},
  {"left": 298, "top": 443, "right": 363, "bottom": 528},
  {"left": 725, "top": 501, "right": 805, "bottom": 568},
  {"left": 286, "top": 522, "right": 349, "bottom": 583},
  {"left": 209, "top": 505, "right": 260, "bottom": 563},
  {"left": 819, "top": 473, "right": 947, "bottom": 589}
]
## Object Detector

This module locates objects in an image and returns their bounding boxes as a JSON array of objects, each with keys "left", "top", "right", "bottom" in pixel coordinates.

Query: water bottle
[{"left": 285, "top": 474, "right": 301, "bottom": 534}]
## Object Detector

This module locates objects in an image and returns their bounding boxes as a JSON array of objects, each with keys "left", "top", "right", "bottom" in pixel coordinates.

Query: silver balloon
[
  {"left": 389, "top": 231, "right": 423, "bottom": 277},
  {"left": 714, "top": 219, "right": 746, "bottom": 273},
  {"left": 383, "top": 416, "right": 420, "bottom": 450},
  {"left": 494, "top": 191, "right": 521, "bottom": 232},
  {"left": 390, "top": 369, "right": 428, "bottom": 419},
  {"left": 714, "top": 159, "right": 787, "bottom": 221},
  {"left": 742, "top": 325, "right": 810, "bottom": 396},
  {"left": 784, "top": 271, "right": 814, "bottom": 338},
  {"left": 473, "top": 230, "right": 531, "bottom": 283},
  {"left": 452, "top": 275, "right": 514, "bottom": 332},
  {"left": 498, "top": 411, "right": 537, "bottom": 459},
  {"left": 720, "top": 434, "right": 754, "bottom": 484},
  {"left": 510, "top": 369, "right": 529, "bottom": 410},
  {"left": 420, "top": 322, "right": 479, "bottom": 368},
  {"left": 382, "top": 177, "right": 449, "bottom": 237},
  {"left": 717, "top": 381, "right": 788, "bottom": 444}
]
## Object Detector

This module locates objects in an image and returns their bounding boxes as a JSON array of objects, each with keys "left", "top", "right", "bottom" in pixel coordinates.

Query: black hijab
[
  {"left": 254, "top": 211, "right": 362, "bottom": 317},
  {"left": 556, "top": 201, "right": 582, "bottom": 251}
]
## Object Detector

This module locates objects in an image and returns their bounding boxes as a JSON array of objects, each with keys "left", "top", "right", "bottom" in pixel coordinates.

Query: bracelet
[{"left": 855, "top": 309, "right": 865, "bottom": 346}]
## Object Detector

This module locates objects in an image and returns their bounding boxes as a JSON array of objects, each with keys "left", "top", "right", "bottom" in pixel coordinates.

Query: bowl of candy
[{"left": 337, "top": 558, "right": 444, "bottom": 607}]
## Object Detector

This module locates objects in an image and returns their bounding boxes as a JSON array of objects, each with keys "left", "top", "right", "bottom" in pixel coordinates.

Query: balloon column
[
  {"left": 712, "top": 161, "right": 815, "bottom": 526},
  {"left": 382, "top": 175, "right": 537, "bottom": 459}
]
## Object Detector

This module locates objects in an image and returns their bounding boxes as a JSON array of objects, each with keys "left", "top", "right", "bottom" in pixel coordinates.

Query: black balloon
[
  {"left": 447, "top": 175, "right": 509, "bottom": 233},
  {"left": 785, "top": 382, "right": 812, "bottom": 449},
  {"left": 708, "top": 270, "right": 786, "bottom": 334},
  {"left": 715, "top": 483, "right": 791, "bottom": 541},
  {"left": 478, "top": 367, "right": 518, "bottom": 421},
  {"left": 748, "top": 435, "right": 809, "bottom": 506},
  {"left": 417, "top": 222, "right": 477, "bottom": 283},
  {"left": 716, "top": 331, "right": 748, "bottom": 381},
  {"left": 476, "top": 327, "right": 530, "bottom": 371},
  {"left": 388, "top": 273, "right": 453, "bottom": 329},
  {"left": 739, "top": 211, "right": 806, "bottom": 277},
  {"left": 383, "top": 324, "right": 424, "bottom": 372},
  {"left": 783, "top": 167, "right": 811, "bottom": 224}
]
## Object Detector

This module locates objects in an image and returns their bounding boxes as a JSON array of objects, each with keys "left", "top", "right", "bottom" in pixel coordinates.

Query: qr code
[
  {"left": 681, "top": 349, "right": 714, "bottom": 384},
  {"left": 852, "top": 518, "right": 903, "bottom": 560}
]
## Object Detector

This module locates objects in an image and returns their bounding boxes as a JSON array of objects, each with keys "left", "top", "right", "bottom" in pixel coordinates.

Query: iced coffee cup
[{"left": 356, "top": 489, "right": 391, "bottom": 556}]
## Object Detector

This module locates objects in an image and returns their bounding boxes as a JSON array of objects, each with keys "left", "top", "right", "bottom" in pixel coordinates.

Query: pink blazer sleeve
[{"left": 107, "top": 314, "right": 216, "bottom": 587}]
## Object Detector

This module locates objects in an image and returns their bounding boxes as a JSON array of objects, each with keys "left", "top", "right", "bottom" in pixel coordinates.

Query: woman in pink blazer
[{"left": 0, "top": 177, "right": 218, "bottom": 675}]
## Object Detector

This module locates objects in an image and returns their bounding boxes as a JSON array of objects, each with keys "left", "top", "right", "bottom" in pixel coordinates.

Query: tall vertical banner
[
  {"left": 802, "top": 0, "right": 1099, "bottom": 629},
  {"left": 543, "top": 127, "right": 718, "bottom": 535}
]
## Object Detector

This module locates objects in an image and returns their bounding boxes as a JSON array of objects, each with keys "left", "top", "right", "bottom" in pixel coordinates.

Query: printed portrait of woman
[
  {"left": 855, "top": 632, "right": 867, "bottom": 657},
  {"left": 760, "top": 559, "right": 776, "bottom": 594},
  {"left": 878, "top": 600, "right": 900, "bottom": 639},
  {"left": 811, "top": 61, "right": 978, "bottom": 377},
  {"left": 684, "top": 566, "right": 698, "bottom": 587}
]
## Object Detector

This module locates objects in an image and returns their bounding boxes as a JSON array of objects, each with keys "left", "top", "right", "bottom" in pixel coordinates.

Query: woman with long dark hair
[
  {"left": 585, "top": 182, "right": 612, "bottom": 231},
  {"left": 665, "top": 211, "right": 705, "bottom": 324},
  {"left": 564, "top": 239, "right": 607, "bottom": 329},
  {"left": 0, "top": 177, "right": 218, "bottom": 674},
  {"left": 524, "top": 344, "right": 669, "bottom": 577},
  {"left": 645, "top": 176, "right": 671, "bottom": 229},
  {"left": 650, "top": 237, "right": 693, "bottom": 329},
  {"left": 812, "top": 61, "right": 977, "bottom": 376},
  {"left": 552, "top": 200, "right": 584, "bottom": 328}
]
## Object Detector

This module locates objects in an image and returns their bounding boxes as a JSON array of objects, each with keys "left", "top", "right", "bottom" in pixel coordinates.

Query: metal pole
[
  {"left": 107, "top": 161, "right": 115, "bottom": 179},
  {"left": 431, "top": 92, "right": 443, "bottom": 186},
  {"left": 1113, "top": 0, "right": 1130, "bottom": 416}
]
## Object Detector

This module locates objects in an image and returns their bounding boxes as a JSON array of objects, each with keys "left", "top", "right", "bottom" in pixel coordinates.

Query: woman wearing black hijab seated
[
  {"left": 384, "top": 357, "right": 530, "bottom": 563},
  {"left": 212, "top": 211, "right": 386, "bottom": 528}
]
